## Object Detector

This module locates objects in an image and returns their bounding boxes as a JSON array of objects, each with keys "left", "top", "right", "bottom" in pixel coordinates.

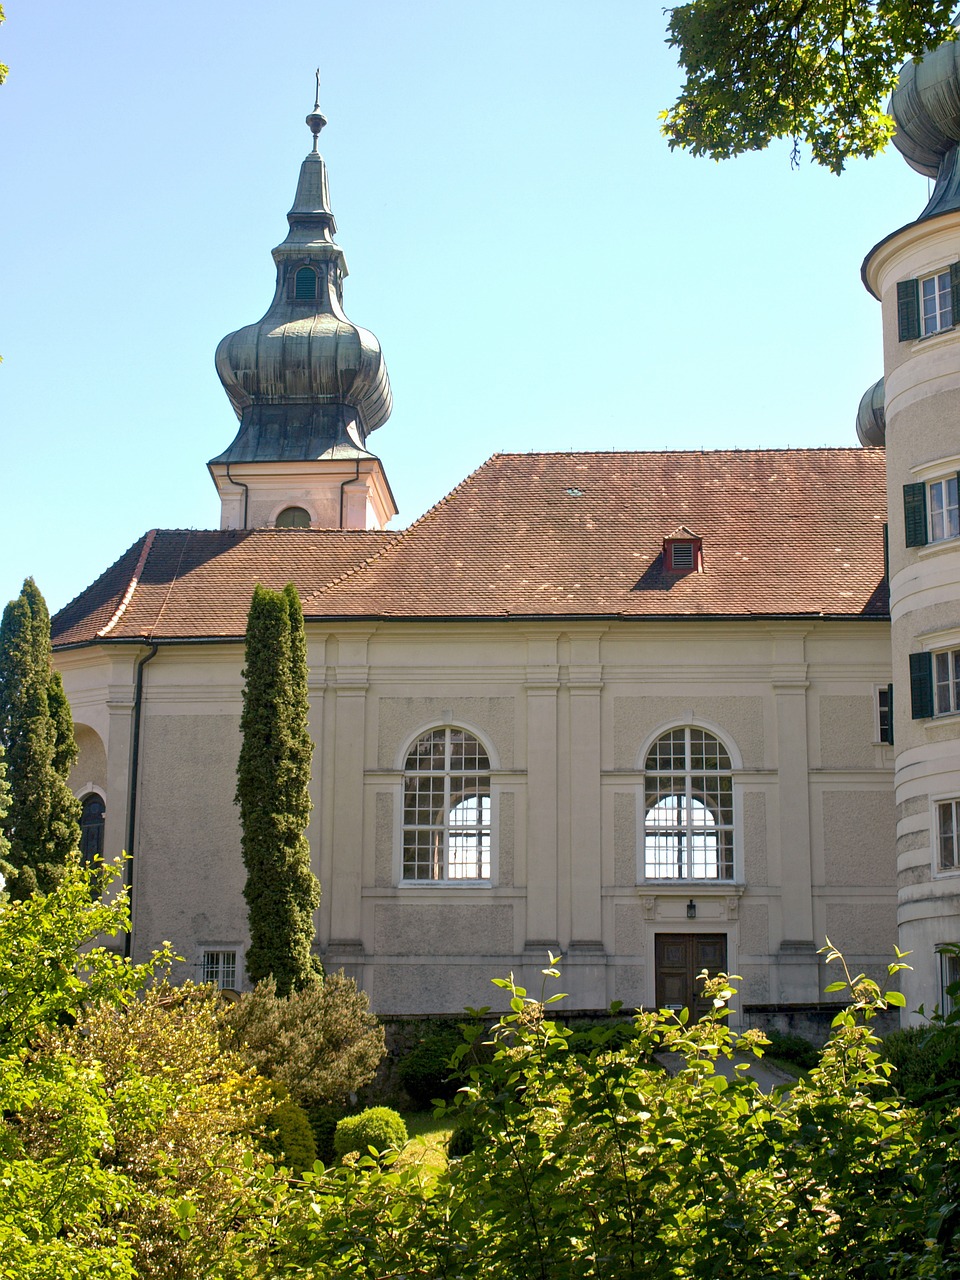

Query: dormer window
[
  {"left": 663, "top": 528, "right": 703, "bottom": 575},
  {"left": 294, "top": 267, "right": 318, "bottom": 301}
]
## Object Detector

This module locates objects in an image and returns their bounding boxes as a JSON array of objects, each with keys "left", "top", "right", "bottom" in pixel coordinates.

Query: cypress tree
[
  {"left": 0, "top": 747, "right": 12, "bottom": 888},
  {"left": 0, "top": 578, "right": 81, "bottom": 898},
  {"left": 236, "top": 583, "right": 320, "bottom": 996}
]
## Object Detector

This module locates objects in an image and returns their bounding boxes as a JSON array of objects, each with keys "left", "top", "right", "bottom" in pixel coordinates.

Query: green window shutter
[
  {"left": 883, "top": 522, "right": 889, "bottom": 583},
  {"left": 898, "top": 278, "right": 921, "bottom": 340},
  {"left": 903, "top": 482, "right": 928, "bottom": 547},
  {"left": 950, "top": 263, "right": 960, "bottom": 321},
  {"left": 886, "top": 683, "right": 894, "bottom": 745},
  {"left": 909, "top": 651, "right": 934, "bottom": 719}
]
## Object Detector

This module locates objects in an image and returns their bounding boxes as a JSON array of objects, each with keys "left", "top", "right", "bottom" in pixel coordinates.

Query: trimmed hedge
[{"left": 333, "top": 1107, "right": 408, "bottom": 1161}]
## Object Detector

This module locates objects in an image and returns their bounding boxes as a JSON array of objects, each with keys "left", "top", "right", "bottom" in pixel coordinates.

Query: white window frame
[
  {"left": 938, "top": 947, "right": 960, "bottom": 1013},
  {"left": 921, "top": 269, "right": 955, "bottom": 336},
  {"left": 399, "top": 725, "right": 495, "bottom": 884},
  {"left": 640, "top": 725, "right": 737, "bottom": 884},
  {"left": 928, "top": 474, "right": 960, "bottom": 544},
  {"left": 935, "top": 797, "right": 960, "bottom": 874},
  {"left": 200, "top": 948, "right": 240, "bottom": 990},
  {"left": 934, "top": 646, "right": 960, "bottom": 716}
]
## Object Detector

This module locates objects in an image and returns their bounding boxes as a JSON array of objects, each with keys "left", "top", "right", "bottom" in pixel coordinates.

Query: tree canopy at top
[{"left": 663, "top": 1, "right": 958, "bottom": 172}]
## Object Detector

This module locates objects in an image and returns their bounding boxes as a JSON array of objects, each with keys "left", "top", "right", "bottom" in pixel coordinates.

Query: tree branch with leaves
[{"left": 662, "top": 0, "right": 958, "bottom": 172}]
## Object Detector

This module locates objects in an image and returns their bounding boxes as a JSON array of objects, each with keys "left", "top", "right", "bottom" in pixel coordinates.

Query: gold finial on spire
[{"left": 306, "top": 68, "right": 327, "bottom": 153}]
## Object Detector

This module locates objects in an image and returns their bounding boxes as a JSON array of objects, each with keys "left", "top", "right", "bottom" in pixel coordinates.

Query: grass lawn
[{"left": 401, "top": 1110, "right": 456, "bottom": 1179}]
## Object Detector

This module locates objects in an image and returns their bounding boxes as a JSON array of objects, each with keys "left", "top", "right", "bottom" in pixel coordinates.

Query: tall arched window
[
  {"left": 643, "top": 728, "right": 733, "bottom": 880},
  {"left": 294, "top": 266, "right": 318, "bottom": 300},
  {"left": 402, "top": 728, "right": 491, "bottom": 880},
  {"left": 79, "top": 793, "right": 105, "bottom": 868}
]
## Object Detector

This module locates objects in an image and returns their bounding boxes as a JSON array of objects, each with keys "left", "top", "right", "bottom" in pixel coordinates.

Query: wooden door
[{"left": 655, "top": 933, "right": 727, "bottom": 1019}]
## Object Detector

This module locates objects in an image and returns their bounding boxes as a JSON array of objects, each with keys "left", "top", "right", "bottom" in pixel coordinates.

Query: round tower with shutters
[{"left": 861, "top": 41, "right": 960, "bottom": 1017}]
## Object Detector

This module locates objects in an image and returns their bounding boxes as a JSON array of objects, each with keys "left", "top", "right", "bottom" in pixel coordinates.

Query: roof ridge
[
  {"left": 97, "top": 530, "right": 158, "bottom": 637},
  {"left": 486, "top": 446, "right": 876, "bottom": 460},
  {"left": 303, "top": 453, "right": 503, "bottom": 606}
]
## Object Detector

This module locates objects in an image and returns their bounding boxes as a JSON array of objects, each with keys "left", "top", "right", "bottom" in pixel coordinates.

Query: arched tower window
[
  {"left": 643, "top": 728, "right": 733, "bottom": 881},
  {"left": 275, "top": 506, "right": 311, "bottom": 528},
  {"left": 294, "top": 266, "right": 318, "bottom": 300},
  {"left": 402, "top": 728, "right": 491, "bottom": 880},
  {"left": 79, "top": 793, "right": 105, "bottom": 868}
]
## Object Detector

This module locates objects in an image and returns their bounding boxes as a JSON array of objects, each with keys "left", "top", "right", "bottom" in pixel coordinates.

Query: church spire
[{"left": 209, "top": 81, "right": 396, "bottom": 533}]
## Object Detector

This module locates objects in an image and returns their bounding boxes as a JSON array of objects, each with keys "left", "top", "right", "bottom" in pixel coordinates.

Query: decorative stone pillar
[
  {"left": 523, "top": 633, "right": 560, "bottom": 959},
  {"left": 769, "top": 628, "right": 818, "bottom": 1001},
  {"left": 326, "top": 631, "right": 372, "bottom": 966}
]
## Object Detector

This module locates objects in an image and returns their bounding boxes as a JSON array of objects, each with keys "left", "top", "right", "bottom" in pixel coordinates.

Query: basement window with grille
[{"left": 201, "top": 949, "right": 238, "bottom": 990}]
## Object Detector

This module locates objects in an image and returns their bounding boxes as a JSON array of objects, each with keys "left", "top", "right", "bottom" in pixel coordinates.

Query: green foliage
[
  {"left": 235, "top": 582, "right": 320, "bottom": 995},
  {"left": 662, "top": 1, "right": 958, "bottom": 172},
  {"left": 883, "top": 1025, "right": 953, "bottom": 1105},
  {"left": 0, "top": 860, "right": 277, "bottom": 1280},
  {"left": 260, "top": 1086, "right": 318, "bottom": 1175},
  {"left": 0, "top": 578, "right": 81, "bottom": 898},
  {"left": 219, "top": 972, "right": 385, "bottom": 1112},
  {"left": 0, "top": 5, "right": 6, "bottom": 89},
  {"left": 446, "top": 1116, "right": 477, "bottom": 1159},
  {"left": 229, "top": 948, "right": 960, "bottom": 1279},
  {"left": 303, "top": 1099, "right": 350, "bottom": 1165},
  {"left": 50, "top": 980, "right": 269, "bottom": 1280},
  {"left": 761, "top": 1026, "right": 820, "bottom": 1071},
  {"left": 0, "top": 861, "right": 162, "bottom": 1277},
  {"left": 333, "top": 1106, "right": 407, "bottom": 1162},
  {"left": 396, "top": 1026, "right": 466, "bottom": 1107},
  {"left": 885, "top": 949, "right": 960, "bottom": 1109}
]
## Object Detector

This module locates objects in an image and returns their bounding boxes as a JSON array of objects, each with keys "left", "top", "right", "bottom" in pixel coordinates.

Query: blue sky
[{"left": 0, "top": 1, "right": 927, "bottom": 614}]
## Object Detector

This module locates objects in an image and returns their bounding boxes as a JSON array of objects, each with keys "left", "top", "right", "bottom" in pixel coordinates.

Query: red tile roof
[
  {"left": 52, "top": 449, "right": 889, "bottom": 647},
  {"left": 307, "top": 449, "right": 889, "bottom": 620},
  {"left": 52, "top": 529, "right": 393, "bottom": 646}
]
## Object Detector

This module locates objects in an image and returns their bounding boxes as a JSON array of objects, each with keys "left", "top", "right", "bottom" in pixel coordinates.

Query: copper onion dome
[{"left": 211, "top": 79, "right": 392, "bottom": 466}]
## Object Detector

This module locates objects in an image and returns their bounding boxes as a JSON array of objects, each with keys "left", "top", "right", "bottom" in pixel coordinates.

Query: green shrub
[
  {"left": 395, "top": 1027, "right": 465, "bottom": 1107},
  {"left": 883, "top": 1024, "right": 960, "bottom": 1106},
  {"left": 304, "top": 1100, "right": 349, "bottom": 1165},
  {"left": 333, "top": 1107, "right": 408, "bottom": 1161},
  {"left": 762, "top": 1028, "right": 819, "bottom": 1071},
  {"left": 261, "top": 1092, "right": 318, "bottom": 1174},
  {"left": 447, "top": 1118, "right": 477, "bottom": 1159}
]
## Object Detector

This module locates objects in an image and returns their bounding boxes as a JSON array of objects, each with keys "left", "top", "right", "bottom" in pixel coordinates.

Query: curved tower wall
[{"left": 866, "top": 212, "right": 960, "bottom": 1018}]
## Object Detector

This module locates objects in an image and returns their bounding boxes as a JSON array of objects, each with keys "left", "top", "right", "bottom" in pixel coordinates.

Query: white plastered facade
[{"left": 59, "top": 616, "right": 896, "bottom": 1019}]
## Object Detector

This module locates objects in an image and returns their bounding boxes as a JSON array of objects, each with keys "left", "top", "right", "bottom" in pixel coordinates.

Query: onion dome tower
[
  {"left": 860, "top": 40, "right": 960, "bottom": 1019},
  {"left": 209, "top": 76, "right": 397, "bottom": 531}
]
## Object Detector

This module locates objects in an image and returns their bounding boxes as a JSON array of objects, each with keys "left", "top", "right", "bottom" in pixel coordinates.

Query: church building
[{"left": 50, "top": 58, "right": 960, "bottom": 1023}]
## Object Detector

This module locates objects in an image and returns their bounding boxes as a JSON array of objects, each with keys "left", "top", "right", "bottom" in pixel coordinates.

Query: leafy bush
[
  {"left": 218, "top": 971, "right": 385, "bottom": 1110},
  {"left": 446, "top": 1117, "right": 477, "bottom": 1159},
  {"left": 0, "top": 860, "right": 272, "bottom": 1280},
  {"left": 395, "top": 1026, "right": 465, "bottom": 1106},
  {"left": 762, "top": 1027, "right": 819, "bottom": 1071},
  {"left": 333, "top": 1107, "right": 407, "bottom": 1161},
  {"left": 883, "top": 1024, "right": 960, "bottom": 1107},
  {"left": 303, "top": 1100, "right": 349, "bottom": 1166},
  {"left": 260, "top": 1089, "right": 318, "bottom": 1175},
  {"left": 233, "top": 951, "right": 960, "bottom": 1279}
]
